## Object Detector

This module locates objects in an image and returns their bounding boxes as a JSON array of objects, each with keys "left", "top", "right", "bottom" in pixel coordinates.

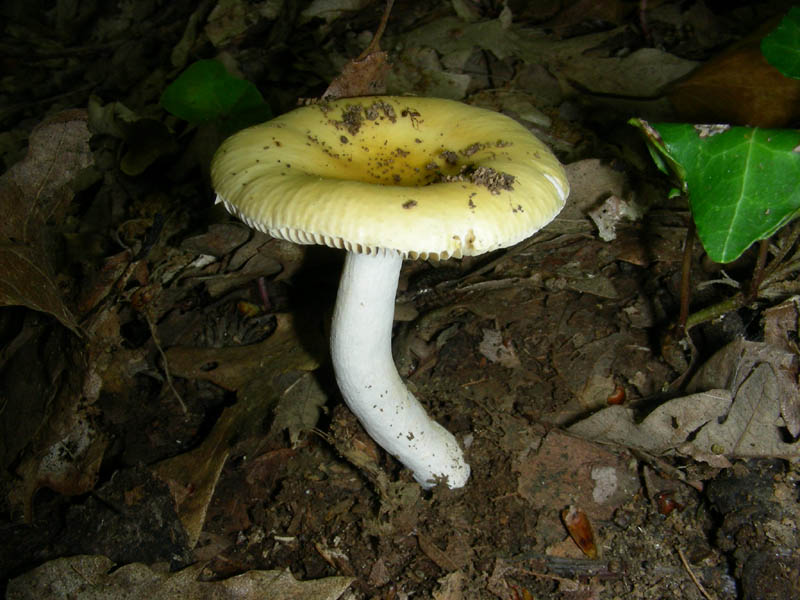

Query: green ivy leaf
[
  {"left": 160, "top": 60, "right": 271, "bottom": 132},
  {"left": 761, "top": 6, "right": 800, "bottom": 79},
  {"left": 629, "top": 118, "right": 687, "bottom": 186},
  {"left": 633, "top": 120, "right": 800, "bottom": 263}
]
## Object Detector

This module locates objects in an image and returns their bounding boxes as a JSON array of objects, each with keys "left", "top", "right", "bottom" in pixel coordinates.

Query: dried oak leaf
[
  {"left": 568, "top": 340, "right": 800, "bottom": 466},
  {"left": 7, "top": 556, "right": 353, "bottom": 600},
  {"left": 323, "top": 50, "right": 390, "bottom": 100},
  {"left": 0, "top": 109, "right": 94, "bottom": 334},
  {"left": 156, "top": 313, "right": 323, "bottom": 546}
]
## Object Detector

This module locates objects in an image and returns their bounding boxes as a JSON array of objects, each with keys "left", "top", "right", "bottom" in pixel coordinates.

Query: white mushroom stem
[{"left": 330, "top": 248, "right": 470, "bottom": 489}]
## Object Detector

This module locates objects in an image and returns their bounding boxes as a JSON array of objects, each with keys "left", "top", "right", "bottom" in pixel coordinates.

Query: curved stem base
[{"left": 330, "top": 249, "right": 470, "bottom": 489}]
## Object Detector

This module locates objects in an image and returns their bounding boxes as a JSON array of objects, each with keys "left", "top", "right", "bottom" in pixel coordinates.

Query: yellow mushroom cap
[{"left": 211, "top": 96, "right": 569, "bottom": 260}]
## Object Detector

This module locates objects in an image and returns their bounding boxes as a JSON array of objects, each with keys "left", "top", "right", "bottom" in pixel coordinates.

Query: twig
[
  {"left": 747, "top": 238, "right": 770, "bottom": 303},
  {"left": 356, "top": 0, "right": 394, "bottom": 60},
  {"left": 144, "top": 311, "right": 188, "bottom": 415},
  {"left": 685, "top": 293, "right": 743, "bottom": 331},
  {"left": 686, "top": 224, "right": 800, "bottom": 329},
  {"left": 639, "top": 0, "right": 652, "bottom": 46},
  {"left": 676, "top": 219, "right": 695, "bottom": 335},
  {"left": 677, "top": 547, "right": 716, "bottom": 600},
  {"left": 761, "top": 222, "right": 800, "bottom": 287},
  {"left": 765, "top": 221, "right": 800, "bottom": 272},
  {"left": 631, "top": 448, "right": 704, "bottom": 492},
  {"left": 695, "top": 271, "right": 740, "bottom": 291}
]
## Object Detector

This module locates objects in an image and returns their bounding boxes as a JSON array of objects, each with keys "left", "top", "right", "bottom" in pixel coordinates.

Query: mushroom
[{"left": 211, "top": 96, "right": 568, "bottom": 488}]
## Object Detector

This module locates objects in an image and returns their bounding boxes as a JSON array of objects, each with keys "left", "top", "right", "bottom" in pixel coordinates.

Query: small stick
[
  {"left": 356, "top": 0, "right": 394, "bottom": 60},
  {"left": 145, "top": 311, "right": 188, "bottom": 415},
  {"left": 639, "top": 0, "right": 652, "bottom": 46},
  {"left": 685, "top": 293, "right": 743, "bottom": 331},
  {"left": 677, "top": 547, "right": 716, "bottom": 600},
  {"left": 677, "top": 218, "right": 695, "bottom": 335},
  {"left": 747, "top": 238, "right": 770, "bottom": 303}
]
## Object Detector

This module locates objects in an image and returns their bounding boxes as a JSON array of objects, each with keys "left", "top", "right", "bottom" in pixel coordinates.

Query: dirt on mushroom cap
[{"left": 211, "top": 96, "right": 569, "bottom": 260}]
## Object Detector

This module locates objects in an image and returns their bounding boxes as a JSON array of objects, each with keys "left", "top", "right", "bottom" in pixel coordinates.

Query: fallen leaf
[
  {"left": 681, "top": 363, "right": 799, "bottom": 463},
  {"left": 323, "top": 50, "right": 390, "bottom": 99},
  {"left": 164, "top": 312, "right": 323, "bottom": 392},
  {"left": 301, "top": 0, "right": 373, "bottom": 25},
  {"left": 568, "top": 390, "right": 735, "bottom": 466},
  {"left": 551, "top": 332, "right": 627, "bottom": 415},
  {"left": 4, "top": 332, "right": 107, "bottom": 522},
  {"left": 270, "top": 372, "right": 330, "bottom": 445},
  {"left": 155, "top": 313, "right": 323, "bottom": 546},
  {"left": 587, "top": 195, "right": 644, "bottom": 242},
  {"left": 320, "top": 0, "right": 392, "bottom": 100},
  {"left": 6, "top": 555, "right": 353, "bottom": 600},
  {"left": 547, "top": 0, "right": 628, "bottom": 36},
  {"left": 0, "top": 109, "right": 94, "bottom": 334},
  {"left": 569, "top": 339, "right": 800, "bottom": 465},
  {"left": 0, "top": 244, "right": 80, "bottom": 335},
  {"left": 763, "top": 298, "right": 800, "bottom": 354},
  {"left": 433, "top": 570, "right": 468, "bottom": 600},
  {"left": 1, "top": 109, "right": 94, "bottom": 240},
  {"left": 179, "top": 223, "right": 251, "bottom": 258},
  {"left": 478, "top": 328, "right": 521, "bottom": 368},
  {"left": 516, "top": 430, "right": 639, "bottom": 525},
  {"left": 762, "top": 299, "right": 800, "bottom": 436},
  {"left": 669, "top": 20, "right": 800, "bottom": 127},
  {"left": 417, "top": 534, "right": 460, "bottom": 572},
  {"left": 391, "top": 18, "right": 697, "bottom": 99},
  {"left": 687, "top": 338, "right": 800, "bottom": 449},
  {"left": 205, "top": 0, "right": 282, "bottom": 48}
]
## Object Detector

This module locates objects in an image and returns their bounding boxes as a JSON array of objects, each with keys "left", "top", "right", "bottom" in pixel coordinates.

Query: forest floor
[{"left": 1, "top": 1, "right": 799, "bottom": 599}]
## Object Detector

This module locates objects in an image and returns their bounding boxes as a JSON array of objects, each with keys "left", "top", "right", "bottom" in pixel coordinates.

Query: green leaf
[
  {"left": 761, "top": 6, "right": 800, "bottom": 79},
  {"left": 633, "top": 120, "right": 800, "bottom": 263},
  {"left": 629, "top": 118, "right": 687, "bottom": 186},
  {"left": 160, "top": 60, "right": 271, "bottom": 132}
]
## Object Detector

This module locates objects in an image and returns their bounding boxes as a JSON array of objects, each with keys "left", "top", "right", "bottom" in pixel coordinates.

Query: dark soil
[{"left": 1, "top": 1, "right": 799, "bottom": 599}]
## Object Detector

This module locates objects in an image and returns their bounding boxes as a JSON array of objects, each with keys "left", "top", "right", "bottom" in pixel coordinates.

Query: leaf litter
[{"left": 2, "top": 2, "right": 800, "bottom": 600}]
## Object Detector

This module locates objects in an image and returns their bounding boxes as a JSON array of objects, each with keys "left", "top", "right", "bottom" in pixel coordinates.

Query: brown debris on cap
[{"left": 211, "top": 96, "right": 569, "bottom": 261}]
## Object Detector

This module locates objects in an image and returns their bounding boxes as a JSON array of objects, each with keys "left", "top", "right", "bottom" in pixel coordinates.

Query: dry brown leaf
[
  {"left": 687, "top": 338, "right": 800, "bottom": 450},
  {"left": 155, "top": 313, "right": 322, "bottom": 546},
  {"left": 6, "top": 340, "right": 107, "bottom": 522},
  {"left": 0, "top": 109, "right": 94, "bottom": 334},
  {"left": 432, "top": 570, "right": 468, "bottom": 600},
  {"left": 568, "top": 390, "right": 735, "bottom": 466},
  {"left": 417, "top": 534, "right": 460, "bottom": 572},
  {"left": 569, "top": 339, "right": 800, "bottom": 465},
  {"left": 763, "top": 298, "right": 800, "bottom": 354},
  {"left": 323, "top": 51, "right": 390, "bottom": 100},
  {"left": 668, "top": 20, "right": 800, "bottom": 127},
  {"left": 683, "top": 363, "right": 799, "bottom": 463},
  {"left": 547, "top": 0, "right": 630, "bottom": 36},
  {"left": 551, "top": 332, "right": 628, "bottom": 415},
  {"left": 1, "top": 109, "right": 93, "bottom": 239},
  {"left": 270, "top": 372, "right": 330, "bottom": 445},
  {"left": 587, "top": 195, "right": 644, "bottom": 242},
  {"left": 516, "top": 430, "right": 639, "bottom": 527},
  {"left": 321, "top": 0, "right": 392, "bottom": 100},
  {"left": 165, "top": 313, "right": 323, "bottom": 391},
  {"left": 478, "top": 328, "right": 521, "bottom": 368},
  {"left": 6, "top": 555, "right": 353, "bottom": 600},
  {"left": 0, "top": 244, "right": 80, "bottom": 334}
]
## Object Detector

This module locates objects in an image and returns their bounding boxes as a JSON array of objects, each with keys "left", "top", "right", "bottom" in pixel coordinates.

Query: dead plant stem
[
  {"left": 144, "top": 311, "right": 187, "bottom": 415},
  {"left": 747, "top": 239, "right": 769, "bottom": 303},
  {"left": 685, "top": 293, "right": 743, "bottom": 331},
  {"left": 677, "top": 547, "right": 716, "bottom": 600},
  {"left": 677, "top": 219, "right": 695, "bottom": 335},
  {"left": 356, "top": 0, "right": 394, "bottom": 60}
]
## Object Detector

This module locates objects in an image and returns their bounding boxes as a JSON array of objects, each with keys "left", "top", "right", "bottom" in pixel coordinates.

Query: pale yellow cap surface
[{"left": 211, "top": 96, "right": 568, "bottom": 260}]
